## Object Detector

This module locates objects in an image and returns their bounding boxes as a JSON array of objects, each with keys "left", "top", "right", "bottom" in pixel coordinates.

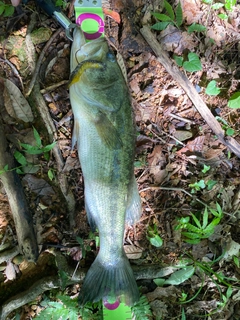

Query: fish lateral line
[{"left": 68, "top": 59, "right": 105, "bottom": 87}]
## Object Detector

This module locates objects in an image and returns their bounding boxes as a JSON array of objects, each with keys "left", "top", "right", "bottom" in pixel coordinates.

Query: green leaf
[
  {"left": 164, "top": 266, "right": 195, "bottom": 285},
  {"left": 202, "top": 208, "right": 209, "bottom": 229},
  {"left": 20, "top": 143, "right": 43, "bottom": 154},
  {"left": 182, "top": 231, "right": 201, "bottom": 239},
  {"left": 152, "top": 12, "right": 172, "bottom": 21},
  {"left": 233, "top": 256, "right": 239, "bottom": 268},
  {"left": 183, "top": 53, "right": 202, "bottom": 72},
  {"left": 0, "top": 4, "right": 5, "bottom": 15},
  {"left": 211, "top": 2, "right": 224, "bottom": 9},
  {"left": 218, "top": 13, "right": 228, "bottom": 19},
  {"left": 154, "top": 278, "right": 166, "bottom": 286},
  {"left": 226, "top": 127, "right": 235, "bottom": 136},
  {"left": 164, "top": 0, "right": 175, "bottom": 20},
  {"left": 149, "top": 234, "right": 163, "bottom": 247},
  {"left": 151, "top": 21, "right": 172, "bottom": 30},
  {"left": 33, "top": 127, "right": 42, "bottom": 148},
  {"left": 206, "top": 180, "right": 217, "bottom": 190},
  {"left": 175, "top": 1, "right": 183, "bottom": 27},
  {"left": 188, "top": 23, "right": 206, "bottom": 33},
  {"left": 202, "top": 0, "right": 212, "bottom": 3},
  {"left": 191, "top": 213, "right": 202, "bottom": 229},
  {"left": 48, "top": 169, "right": 54, "bottom": 181},
  {"left": 225, "top": 0, "right": 236, "bottom": 10},
  {"left": 173, "top": 55, "right": 184, "bottom": 66},
  {"left": 227, "top": 92, "right": 240, "bottom": 109},
  {"left": 0, "top": 164, "right": 8, "bottom": 175},
  {"left": 202, "top": 164, "right": 210, "bottom": 173},
  {"left": 205, "top": 80, "right": 221, "bottom": 95},
  {"left": 42, "top": 141, "right": 56, "bottom": 152},
  {"left": 14, "top": 151, "right": 28, "bottom": 166},
  {"left": 3, "top": 5, "right": 14, "bottom": 17},
  {"left": 215, "top": 202, "right": 223, "bottom": 218}
]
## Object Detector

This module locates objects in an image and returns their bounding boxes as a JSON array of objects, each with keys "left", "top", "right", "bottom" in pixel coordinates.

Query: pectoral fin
[
  {"left": 72, "top": 121, "right": 80, "bottom": 150},
  {"left": 95, "top": 112, "right": 123, "bottom": 150}
]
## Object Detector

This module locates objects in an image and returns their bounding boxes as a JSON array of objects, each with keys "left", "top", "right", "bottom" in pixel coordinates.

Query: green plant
[
  {"left": 76, "top": 236, "right": 92, "bottom": 259},
  {"left": 13, "top": 127, "right": 56, "bottom": 177},
  {"left": 154, "top": 263, "right": 195, "bottom": 286},
  {"left": 205, "top": 80, "right": 221, "bottom": 96},
  {"left": 151, "top": 0, "right": 183, "bottom": 30},
  {"left": 202, "top": 164, "right": 211, "bottom": 174},
  {"left": 0, "top": 1, "right": 14, "bottom": 17},
  {"left": 187, "top": 23, "right": 207, "bottom": 33},
  {"left": 189, "top": 179, "right": 206, "bottom": 193},
  {"left": 228, "top": 92, "right": 240, "bottom": 109},
  {"left": 202, "top": 0, "right": 236, "bottom": 20},
  {"left": 215, "top": 116, "right": 235, "bottom": 136},
  {"left": 173, "top": 52, "right": 202, "bottom": 72},
  {"left": 18, "top": 127, "right": 56, "bottom": 159},
  {"left": 175, "top": 204, "right": 223, "bottom": 244},
  {"left": 131, "top": 295, "right": 153, "bottom": 320},
  {"left": 34, "top": 294, "right": 80, "bottom": 320},
  {"left": 189, "top": 178, "right": 217, "bottom": 193},
  {"left": 147, "top": 223, "right": 163, "bottom": 248}
]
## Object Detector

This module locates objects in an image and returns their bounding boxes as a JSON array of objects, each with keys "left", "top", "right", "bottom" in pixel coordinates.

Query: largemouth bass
[{"left": 69, "top": 27, "right": 141, "bottom": 306}]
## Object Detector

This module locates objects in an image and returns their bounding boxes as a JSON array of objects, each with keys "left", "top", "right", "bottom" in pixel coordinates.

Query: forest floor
[{"left": 0, "top": 0, "right": 240, "bottom": 319}]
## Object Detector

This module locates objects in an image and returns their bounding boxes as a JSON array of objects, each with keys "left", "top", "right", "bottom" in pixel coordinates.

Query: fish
[{"left": 69, "top": 27, "right": 142, "bottom": 306}]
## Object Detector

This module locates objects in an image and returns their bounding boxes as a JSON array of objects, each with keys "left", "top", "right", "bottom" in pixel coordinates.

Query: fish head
[
  {"left": 70, "top": 27, "right": 109, "bottom": 72},
  {"left": 70, "top": 27, "right": 121, "bottom": 88}
]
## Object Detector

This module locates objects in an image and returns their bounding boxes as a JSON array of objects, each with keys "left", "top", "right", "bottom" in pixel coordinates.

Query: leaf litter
[{"left": 0, "top": 0, "right": 240, "bottom": 319}]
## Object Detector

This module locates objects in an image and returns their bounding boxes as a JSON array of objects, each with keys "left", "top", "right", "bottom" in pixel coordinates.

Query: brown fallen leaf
[
  {"left": 124, "top": 244, "right": 143, "bottom": 260},
  {"left": 3, "top": 78, "right": 34, "bottom": 123}
]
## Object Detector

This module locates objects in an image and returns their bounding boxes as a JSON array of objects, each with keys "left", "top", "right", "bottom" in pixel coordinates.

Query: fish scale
[{"left": 69, "top": 27, "right": 142, "bottom": 306}]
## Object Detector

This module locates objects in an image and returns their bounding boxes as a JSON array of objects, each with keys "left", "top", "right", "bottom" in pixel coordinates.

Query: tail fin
[{"left": 78, "top": 253, "right": 139, "bottom": 306}]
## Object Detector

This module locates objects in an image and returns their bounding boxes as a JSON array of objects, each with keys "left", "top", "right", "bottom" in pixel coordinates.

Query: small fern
[{"left": 131, "top": 295, "right": 153, "bottom": 320}]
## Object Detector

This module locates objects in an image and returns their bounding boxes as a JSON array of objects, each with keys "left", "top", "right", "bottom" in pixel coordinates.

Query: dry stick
[
  {"left": 0, "top": 58, "right": 24, "bottom": 91},
  {"left": 0, "top": 118, "right": 39, "bottom": 262},
  {"left": 0, "top": 259, "right": 168, "bottom": 320},
  {"left": 140, "top": 26, "right": 240, "bottom": 159},
  {"left": 25, "top": 29, "right": 62, "bottom": 97}
]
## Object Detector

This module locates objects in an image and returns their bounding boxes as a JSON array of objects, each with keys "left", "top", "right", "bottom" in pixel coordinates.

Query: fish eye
[{"left": 107, "top": 52, "right": 116, "bottom": 62}]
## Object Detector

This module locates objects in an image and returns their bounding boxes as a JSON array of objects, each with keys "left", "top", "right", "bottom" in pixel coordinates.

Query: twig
[
  {"left": 40, "top": 80, "right": 69, "bottom": 94},
  {"left": 0, "top": 58, "right": 24, "bottom": 91},
  {"left": 169, "top": 113, "right": 195, "bottom": 124},
  {"left": 140, "top": 26, "right": 240, "bottom": 159},
  {"left": 25, "top": 29, "right": 62, "bottom": 97},
  {"left": 139, "top": 185, "right": 208, "bottom": 208}
]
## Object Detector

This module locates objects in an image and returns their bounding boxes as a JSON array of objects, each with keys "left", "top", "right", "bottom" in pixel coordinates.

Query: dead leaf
[
  {"left": 4, "top": 260, "right": 18, "bottom": 281},
  {"left": 180, "top": 0, "right": 204, "bottom": 24},
  {"left": 3, "top": 78, "right": 34, "bottom": 122},
  {"left": 186, "top": 136, "right": 205, "bottom": 152},
  {"left": 174, "top": 130, "right": 193, "bottom": 142},
  {"left": 124, "top": 244, "right": 143, "bottom": 259}
]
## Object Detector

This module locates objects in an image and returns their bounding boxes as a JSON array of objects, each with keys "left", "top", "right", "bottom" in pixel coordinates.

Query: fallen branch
[
  {"left": 0, "top": 117, "right": 39, "bottom": 262},
  {"left": 0, "top": 250, "right": 170, "bottom": 320},
  {"left": 140, "top": 26, "right": 240, "bottom": 159}
]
